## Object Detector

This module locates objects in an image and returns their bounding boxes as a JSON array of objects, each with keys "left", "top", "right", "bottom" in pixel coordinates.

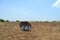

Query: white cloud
[{"left": 52, "top": 0, "right": 60, "bottom": 8}]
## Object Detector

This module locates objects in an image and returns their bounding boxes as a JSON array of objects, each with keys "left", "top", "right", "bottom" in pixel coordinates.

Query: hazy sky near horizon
[{"left": 0, "top": 0, "right": 60, "bottom": 21}]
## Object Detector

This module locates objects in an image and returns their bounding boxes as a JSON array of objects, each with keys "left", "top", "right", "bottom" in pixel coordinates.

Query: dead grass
[{"left": 0, "top": 22, "right": 60, "bottom": 40}]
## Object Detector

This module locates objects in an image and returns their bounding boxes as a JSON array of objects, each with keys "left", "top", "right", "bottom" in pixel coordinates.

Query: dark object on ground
[{"left": 20, "top": 21, "right": 31, "bottom": 31}]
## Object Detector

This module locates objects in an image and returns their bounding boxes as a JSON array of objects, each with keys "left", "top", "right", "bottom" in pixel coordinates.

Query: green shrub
[
  {"left": 0, "top": 19, "right": 5, "bottom": 22},
  {"left": 44, "top": 21, "right": 49, "bottom": 23},
  {"left": 16, "top": 20, "right": 20, "bottom": 22},
  {"left": 5, "top": 20, "right": 9, "bottom": 22}
]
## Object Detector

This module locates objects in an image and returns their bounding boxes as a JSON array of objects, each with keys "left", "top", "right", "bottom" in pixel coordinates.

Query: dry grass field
[{"left": 0, "top": 22, "right": 60, "bottom": 40}]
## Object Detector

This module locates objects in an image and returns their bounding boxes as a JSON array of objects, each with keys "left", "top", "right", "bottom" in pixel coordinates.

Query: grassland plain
[{"left": 0, "top": 22, "right": 60, "bottom": 40}]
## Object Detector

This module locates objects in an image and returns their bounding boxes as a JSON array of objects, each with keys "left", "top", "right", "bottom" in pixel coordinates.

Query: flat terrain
[{"left": 0, "top": 22, "right": 60, "bottom": 40}]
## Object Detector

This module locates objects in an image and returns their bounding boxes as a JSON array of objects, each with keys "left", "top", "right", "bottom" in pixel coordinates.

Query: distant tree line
[
  {"left": 0, "top": 19, "right": 58, "bottom": 22},
  {"left": 0, "top": 19, "right": 20, "bottom": 22},
  {"left": 0, "top": 19, "right": 9, "bottom": 22}
]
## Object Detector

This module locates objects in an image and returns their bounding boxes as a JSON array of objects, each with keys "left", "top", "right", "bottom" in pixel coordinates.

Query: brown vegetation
[{"left": 0, "top": 22, "right": 60, "bottom": 40}]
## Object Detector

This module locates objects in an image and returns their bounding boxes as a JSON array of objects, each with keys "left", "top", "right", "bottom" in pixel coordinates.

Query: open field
[{"left": 0, "top": 22, "right": 60, "bottom": 40}]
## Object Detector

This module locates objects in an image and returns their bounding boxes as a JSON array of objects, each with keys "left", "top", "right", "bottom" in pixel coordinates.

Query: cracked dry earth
[{"left": 0, "top": 22, "right": 60, "bottom": 40}]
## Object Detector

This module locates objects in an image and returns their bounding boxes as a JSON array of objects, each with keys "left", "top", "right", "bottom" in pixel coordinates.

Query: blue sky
[{"left": 0, "top": 0, "right": 60, "bottom": 21}]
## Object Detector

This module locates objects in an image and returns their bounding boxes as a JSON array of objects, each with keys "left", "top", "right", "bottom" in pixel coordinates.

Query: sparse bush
[
  {"left": 16, "top": 20, "right": 20, "bottom": 22},
  {"left": 5, "top": 20, "right": 9, "bottom": 22},
  {"left": 52, "top": 21, "right": 56, "bottom": 22},
  {"left": 44, "top": 21, "right": 49, "bottom": 23},
  {"left": 0, "top": 19, "right": 5, "bottom": 22}
]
